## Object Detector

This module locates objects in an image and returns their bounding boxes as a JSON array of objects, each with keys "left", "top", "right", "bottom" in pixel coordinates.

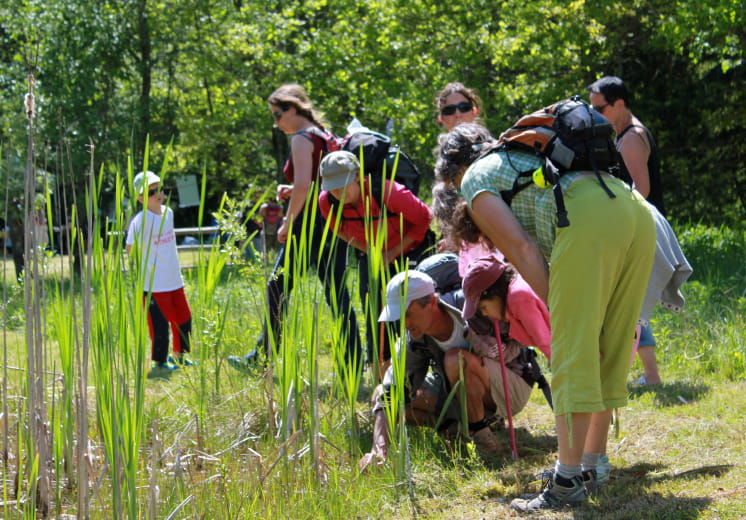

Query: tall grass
[{"left": 2, "top": 117, "right": 745, "bottom": 520}]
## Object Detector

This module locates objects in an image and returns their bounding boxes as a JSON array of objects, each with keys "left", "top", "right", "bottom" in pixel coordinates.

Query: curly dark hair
[
  {"left": 434, "top": 123, "right": 500, "bottom": 183},
  {"left": 451, "top": 198, "right": 483, "bottom": 245},
  {"left": 431, "top": 180, "right": 487, "bottom": 249}
]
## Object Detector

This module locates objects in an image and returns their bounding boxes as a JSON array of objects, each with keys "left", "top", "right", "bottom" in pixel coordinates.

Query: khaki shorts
[{"left": 485, "top": 358, "right": 533, "bottom": 418}]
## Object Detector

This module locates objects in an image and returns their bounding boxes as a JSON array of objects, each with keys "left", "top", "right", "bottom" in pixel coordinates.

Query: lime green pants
[{"left": 548, "top": 177, "right": 655, "bottom": 417}]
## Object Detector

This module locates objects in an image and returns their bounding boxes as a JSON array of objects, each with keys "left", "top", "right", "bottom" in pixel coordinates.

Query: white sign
[{"left": 175, "top": 175, "right": 200, "bottom": 208}]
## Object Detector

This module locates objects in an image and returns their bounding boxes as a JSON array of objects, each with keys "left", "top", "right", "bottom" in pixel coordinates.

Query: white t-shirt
[
  {"left": 126, "top": 206, "right": 184, "bottom": 292},
  {"left": 431, "top": 315, "right": 469, "bottom": 353}
]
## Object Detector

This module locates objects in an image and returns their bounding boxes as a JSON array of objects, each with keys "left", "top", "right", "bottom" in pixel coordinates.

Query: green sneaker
[
  {"left": 147, "top": 362, "right": 178, "bottom": 380},
  {"left": 169, "top": 354, "right": 198, "bottom": 367},
  {"left": 510, "top": 474, "right": 588, "bottom": 512}
]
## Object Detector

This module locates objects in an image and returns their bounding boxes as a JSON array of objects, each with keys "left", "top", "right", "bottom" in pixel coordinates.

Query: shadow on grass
[
  {"left": 627, "top": 379, "right": 710, "bottom": 407},
  {"left": 574, "top": 462, "right": 732, "bottom": 519},
  {"left": 413, "top": 425, "right": 558, "bottom": 471}
]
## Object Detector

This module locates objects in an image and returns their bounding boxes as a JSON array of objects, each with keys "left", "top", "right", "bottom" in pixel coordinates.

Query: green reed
[{"left": 87, "top": 162, "right": 148, "bottom": 519}]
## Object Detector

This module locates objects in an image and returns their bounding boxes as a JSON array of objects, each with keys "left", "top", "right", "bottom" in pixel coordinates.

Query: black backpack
[
  {"left": 325, "top": 128, "right": 422, "bottom": 222},
  {"left": 341, "top": 128, "right": 421, "bottom": 197},
  {"left": 496, "top": 95, "right": 632, "bottom": 228},
  {"left": 414, "top": 252, "right": 462, "bottom": 294}
]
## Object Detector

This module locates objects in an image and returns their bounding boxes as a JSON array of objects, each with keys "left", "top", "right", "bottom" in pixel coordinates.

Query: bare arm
[
  {"left": 469, "top": 191, "right": 550, "bottom": 303},
  {"left": 620, "top": 130, "right": 651, "bottom": 198},
  {"left": 277, "top": 135, "right": 314, "bottom": 243},
  {"left": 334, "top": 228, "right": 367, "bottom": 253},
  {"left": 383, "top": 234, "right": 418, "bottom": 265}
]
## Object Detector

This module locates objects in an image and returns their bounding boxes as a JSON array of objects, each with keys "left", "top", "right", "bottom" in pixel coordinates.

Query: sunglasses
[
  {"left": 272, "top": 108, "right": 286, "bottom": 121},
  {"left": 441, "top": 101, "right": 474, "bottom": 116},
  {"left": 148, "top": 188, "right": 160, "bottom": 197},
  {"left": 592, "top": 103, "right": 609, "bottom": 113}
]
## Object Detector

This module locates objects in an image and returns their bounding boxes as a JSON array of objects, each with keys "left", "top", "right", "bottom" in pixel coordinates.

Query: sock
[
  {"left": 581, "top": 452, "right": 600, "bottom": 472},
  {"left": 554, "top": 461, "right": 582, "bottom": 486}
]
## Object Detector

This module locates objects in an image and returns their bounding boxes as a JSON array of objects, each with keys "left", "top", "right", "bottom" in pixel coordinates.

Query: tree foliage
[{"left": 0, "top": 0, "right": 743, "bottom": 226}]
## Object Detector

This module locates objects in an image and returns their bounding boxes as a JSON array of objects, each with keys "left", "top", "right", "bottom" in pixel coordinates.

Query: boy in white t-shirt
[{"left": 126, "top": 171, "right": 194, "bottom": 379}]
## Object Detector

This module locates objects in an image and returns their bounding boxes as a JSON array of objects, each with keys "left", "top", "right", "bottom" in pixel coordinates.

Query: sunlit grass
[{"left": 1, "top": 161, "right": 744, "bottom": 520}]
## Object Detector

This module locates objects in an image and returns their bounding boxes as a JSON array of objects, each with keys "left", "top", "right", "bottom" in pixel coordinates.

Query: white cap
[
  {"left": 378, "top": 271, "right": 436, "bottom": 322},
  {"left": 133, "top": 170, "right": 160, "bottom": 194}
]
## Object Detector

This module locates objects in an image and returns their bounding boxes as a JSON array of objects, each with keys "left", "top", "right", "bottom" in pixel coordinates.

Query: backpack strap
[
  {"left": 496, "top": 146, "right": 535, "bottom": 206},
  {"left": 295, "top": 126, "right": 338, "bottom": 154}
]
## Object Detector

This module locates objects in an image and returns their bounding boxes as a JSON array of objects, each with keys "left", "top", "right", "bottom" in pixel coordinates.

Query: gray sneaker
[
  {"left": 537, "top": 465, "right": 603, "bottom": 495},
  {"left": 227, "top": 352, "right": 258, "bottom": 374},
  {"left": 147, "top": 362, "right": 178, "bottom": 380},
  {"left": 582, "top": 468, "right": 599, "bottom": 496},
  {"left": 510, "top": 474, "right": 588, "bottom": 512}
]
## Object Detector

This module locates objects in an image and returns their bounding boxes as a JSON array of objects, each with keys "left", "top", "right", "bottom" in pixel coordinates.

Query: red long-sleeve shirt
[{"left": 319, "top": 178, "right": 432, "bottom": 256}]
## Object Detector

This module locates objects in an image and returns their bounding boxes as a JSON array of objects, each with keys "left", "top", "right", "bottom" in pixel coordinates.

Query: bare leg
[
  {"left": 555, "top": 412, "right": 592, "bottom": 466},
  {"left": 583, "top": 409, "right": 613, "bottom": 455},
  {"left": 443, "top": 350, "right": 494, "bottom": 424},
  {"left": 637, "top": 346, "right": 661, "bottom": 384}
]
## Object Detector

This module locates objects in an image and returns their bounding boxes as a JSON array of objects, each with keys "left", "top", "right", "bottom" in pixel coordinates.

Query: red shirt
[{"left": 319, "top": 178, "right": 432, "bottom": 256}]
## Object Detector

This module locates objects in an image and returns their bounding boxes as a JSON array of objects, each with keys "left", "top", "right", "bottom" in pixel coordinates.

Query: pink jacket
[{"left": 505, "top": 276, "right": 551, "bottom": 360}]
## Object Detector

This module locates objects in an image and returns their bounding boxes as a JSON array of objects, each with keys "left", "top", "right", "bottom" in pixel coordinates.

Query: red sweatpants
[{"left": 144, "top": 287, "right": 192, "bottom": 363}]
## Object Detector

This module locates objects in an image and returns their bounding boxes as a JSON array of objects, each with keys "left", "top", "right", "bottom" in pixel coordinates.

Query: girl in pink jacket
[{"left": 461, "top": 253, "right": 551, "bottom": 360}]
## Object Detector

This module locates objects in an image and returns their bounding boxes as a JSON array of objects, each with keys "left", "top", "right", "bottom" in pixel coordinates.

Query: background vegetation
[
  {"left": 1, "top": 0, "right": 744, "bottom": 230},
  {"left": 1, "top": 0, "right": 744, "bottom": 518}
]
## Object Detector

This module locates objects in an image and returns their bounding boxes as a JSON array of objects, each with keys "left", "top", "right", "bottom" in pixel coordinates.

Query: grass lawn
[{"left": 1, "top": 223, "right": 744, "bottom": 519}]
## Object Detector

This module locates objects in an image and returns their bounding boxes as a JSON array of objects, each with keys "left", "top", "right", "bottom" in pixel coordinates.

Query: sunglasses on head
[{"left": 441, "top": 101, "right": 474, "bottom": 116}]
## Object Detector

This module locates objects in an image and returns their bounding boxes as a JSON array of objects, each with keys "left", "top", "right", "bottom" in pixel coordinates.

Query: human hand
[
  {"left": 277, "top": 184, "right": 293, "bottom": 202},
  {"left": 382, "top": 248, "right": 399, "bottom": 265},
  {"left": 277, "top": 221, "right": 289, "bottom": 244},
  {"left": 358, "top": 448, "right": 387, "bottom": 472},
  {"left": 471, "top": 335, "right": 500, "bottom": 359}
]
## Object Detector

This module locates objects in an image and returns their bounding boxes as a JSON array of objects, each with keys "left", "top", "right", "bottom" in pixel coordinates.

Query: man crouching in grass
[{"left": 359, "top": 270, "right": 534, "bottom": 470}]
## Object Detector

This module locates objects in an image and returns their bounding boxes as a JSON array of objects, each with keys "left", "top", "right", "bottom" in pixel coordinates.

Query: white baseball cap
[
  {"left": 378, "top": 270, "right": 436, "bottom": 322},
  {"left": 133, "top": 170, "right": 161, "bottom": 194}
]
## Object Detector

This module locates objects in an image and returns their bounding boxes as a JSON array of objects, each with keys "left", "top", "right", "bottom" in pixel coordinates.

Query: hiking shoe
[
  {"left": 471, "top": 427, "right": 502, "bottom": 460},
  {"left": 169, "top": 354, "right": 198, "bottom": 367},
  {"left": 582, "top": 468, "right": 599, "bottom": 496},
  {"left": 597, "top": 454, "right": 611, "bottom": 484},
  {"left": 147, "top": 362, "right": 178, "bottom": 380},
  {"left": 538, "top": 466, "right": 601, "bottom": 495},
  {"left": 510, "top": 474, "right": 587, "bottom": 512},
  {"left": 486, "top": 414, "right": 506, "bottom": 431},
  {"left": 227, "top": 351, "right": 259, "bottom": 374},
  {"left": 436, "top": 419, "right": 460, "bottom": 440}
]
